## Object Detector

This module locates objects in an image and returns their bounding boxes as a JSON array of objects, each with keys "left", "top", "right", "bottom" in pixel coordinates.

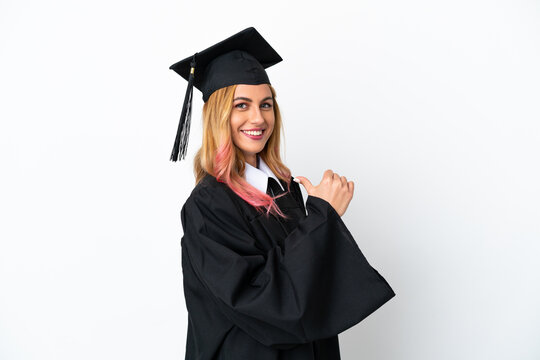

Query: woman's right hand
[{"left": 294, "top": 170, "right": 354, "bottom": 217}]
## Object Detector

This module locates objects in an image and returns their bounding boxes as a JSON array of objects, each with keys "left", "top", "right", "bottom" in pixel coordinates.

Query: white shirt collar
[{"left": 244, "top": 155, "right": 285, "bottom": 193}]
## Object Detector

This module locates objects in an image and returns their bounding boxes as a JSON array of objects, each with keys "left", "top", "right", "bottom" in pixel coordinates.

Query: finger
[
  {"left": 348, "top": 181, "right": 354, "bottom": 193},
  {"left": 341, "top": 176, "right": 348, "bottom": 187},
  {"left": 331, "top": 172, "right": 341, "bottom": 187},
  {"left": 293, "top": 176, "right": 314, "bottom": 193},
  {"left": 323, "top": 169, "right": 334, "bottom": 182}
]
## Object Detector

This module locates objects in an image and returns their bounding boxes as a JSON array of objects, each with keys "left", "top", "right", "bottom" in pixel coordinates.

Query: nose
[{"left": 249, "top": 106, "right": 265, "bottom": 125}]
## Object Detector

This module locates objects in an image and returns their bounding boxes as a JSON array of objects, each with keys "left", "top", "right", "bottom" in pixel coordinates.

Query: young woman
[{"left": 169, "top": 27, "right": 396, "bottom": 360}]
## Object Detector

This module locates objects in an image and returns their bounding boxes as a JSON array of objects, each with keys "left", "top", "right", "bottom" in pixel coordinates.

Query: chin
[
  {"left": 240, "top": 142, "right": 265, "bottom": 152},
  {"left": 244, "top": 148, "right": 264, "bottom": 155}
]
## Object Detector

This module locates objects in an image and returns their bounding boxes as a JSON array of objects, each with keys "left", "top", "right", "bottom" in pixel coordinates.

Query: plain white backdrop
[{"left": 1, "top": 0, "right": 539, "bottom": 359}]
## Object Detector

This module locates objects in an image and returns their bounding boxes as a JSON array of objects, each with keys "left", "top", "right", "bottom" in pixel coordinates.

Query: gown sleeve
[{"left": 181, "top": 184, "right": 396, "bottom": 350}]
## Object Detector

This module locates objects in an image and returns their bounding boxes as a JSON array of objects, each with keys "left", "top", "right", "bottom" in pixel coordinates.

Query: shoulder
[
  {"left": 180, "top": 174, "right": 255, "bottom": 250},
  {"left": 181, "top": 174, "right": 248, "bottom": 229},
  {"left": 185, "top": 174, "right": 233, "bottom": 204}
]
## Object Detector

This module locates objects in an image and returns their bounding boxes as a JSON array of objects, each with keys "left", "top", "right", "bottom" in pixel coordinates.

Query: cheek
[
  {"left": 267, "top": 117, "right": 275, "bottom": 132},
  {"left": 229, "top": 115, "right": 239, "bottom": 132},
  {"left": 264, "top": 112, "right": 275, "bottom": 125},
  {"left": 230, "top": 118, "right": 244, "bottom": 143}
]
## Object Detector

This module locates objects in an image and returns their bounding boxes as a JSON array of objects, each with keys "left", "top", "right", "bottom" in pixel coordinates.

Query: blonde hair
[{"left": 193, "top": 84, "right": 292, "bottom": 218}]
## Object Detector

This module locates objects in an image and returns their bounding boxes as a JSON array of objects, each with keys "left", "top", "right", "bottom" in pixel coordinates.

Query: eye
[
  {"left": 234, "top": 103, "right": 247, "bottom": 110},
  {"left": 261, "top": 103, "right": 273, "bottom": 109}
]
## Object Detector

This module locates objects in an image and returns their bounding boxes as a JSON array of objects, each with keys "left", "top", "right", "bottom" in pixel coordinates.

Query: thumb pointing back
[{"left": 293, "top": 176, "right": 314, "bottom": 194}]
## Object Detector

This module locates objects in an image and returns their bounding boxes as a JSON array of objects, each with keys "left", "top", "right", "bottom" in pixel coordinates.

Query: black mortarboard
[{"left": 168, "top": 27, "right": 283, "bottom": 162}]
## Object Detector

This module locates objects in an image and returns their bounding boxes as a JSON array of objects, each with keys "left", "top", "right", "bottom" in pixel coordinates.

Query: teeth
[{"left": 242, "top": 130, "right": 263, "bottom": 136}]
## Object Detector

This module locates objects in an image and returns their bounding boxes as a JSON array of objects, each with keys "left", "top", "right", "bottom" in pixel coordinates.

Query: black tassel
[{"left": 170, "top": 55, "right": 196, "bottom": 162}]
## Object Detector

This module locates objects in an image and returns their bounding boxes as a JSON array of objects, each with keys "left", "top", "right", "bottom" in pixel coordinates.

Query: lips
[{"left": 241, "top": 129, "right": 265, "bottom": 140}]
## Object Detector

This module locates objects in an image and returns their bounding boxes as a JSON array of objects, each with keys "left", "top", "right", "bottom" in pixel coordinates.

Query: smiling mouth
[{"left": 241, "top": 129, "right": 265, "bottom": 136}]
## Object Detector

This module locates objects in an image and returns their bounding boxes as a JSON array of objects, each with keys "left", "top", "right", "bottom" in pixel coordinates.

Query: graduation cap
[{"left": 169, "top": 27, "right": 283, "bottom": 162}]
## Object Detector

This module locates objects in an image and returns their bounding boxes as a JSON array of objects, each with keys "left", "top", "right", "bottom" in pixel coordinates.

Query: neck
[{"left": 245, "top": 153, "right": 257, "bottom": 168}]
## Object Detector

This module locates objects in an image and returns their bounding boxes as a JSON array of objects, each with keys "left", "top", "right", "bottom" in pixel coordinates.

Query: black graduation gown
[{"left": 180, "top": 173, "right": 396, "bottom": 360}]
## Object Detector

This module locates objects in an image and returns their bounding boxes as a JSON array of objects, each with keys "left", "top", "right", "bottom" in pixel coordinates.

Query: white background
[{"left": 1, "top": 0, "right": 539, "bottom": 359}]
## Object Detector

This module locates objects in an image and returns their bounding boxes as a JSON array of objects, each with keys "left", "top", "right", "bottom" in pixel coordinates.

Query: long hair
[{"left": 193, "top": 84, "right": 292, "bottom": 218}]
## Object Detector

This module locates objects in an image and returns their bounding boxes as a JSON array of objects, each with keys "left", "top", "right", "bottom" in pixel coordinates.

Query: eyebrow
[{"left": 233, "top": 96, "right": 274, "bottom": 102}]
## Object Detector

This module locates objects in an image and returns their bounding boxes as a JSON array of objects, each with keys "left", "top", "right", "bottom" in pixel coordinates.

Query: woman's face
[{"left": 230, "top": 84, "right": 275, "bottom": 164}]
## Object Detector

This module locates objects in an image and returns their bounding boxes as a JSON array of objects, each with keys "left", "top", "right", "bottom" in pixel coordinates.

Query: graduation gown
[{"left": 180, "top": 173, "right": 396, "bottom": 360}]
